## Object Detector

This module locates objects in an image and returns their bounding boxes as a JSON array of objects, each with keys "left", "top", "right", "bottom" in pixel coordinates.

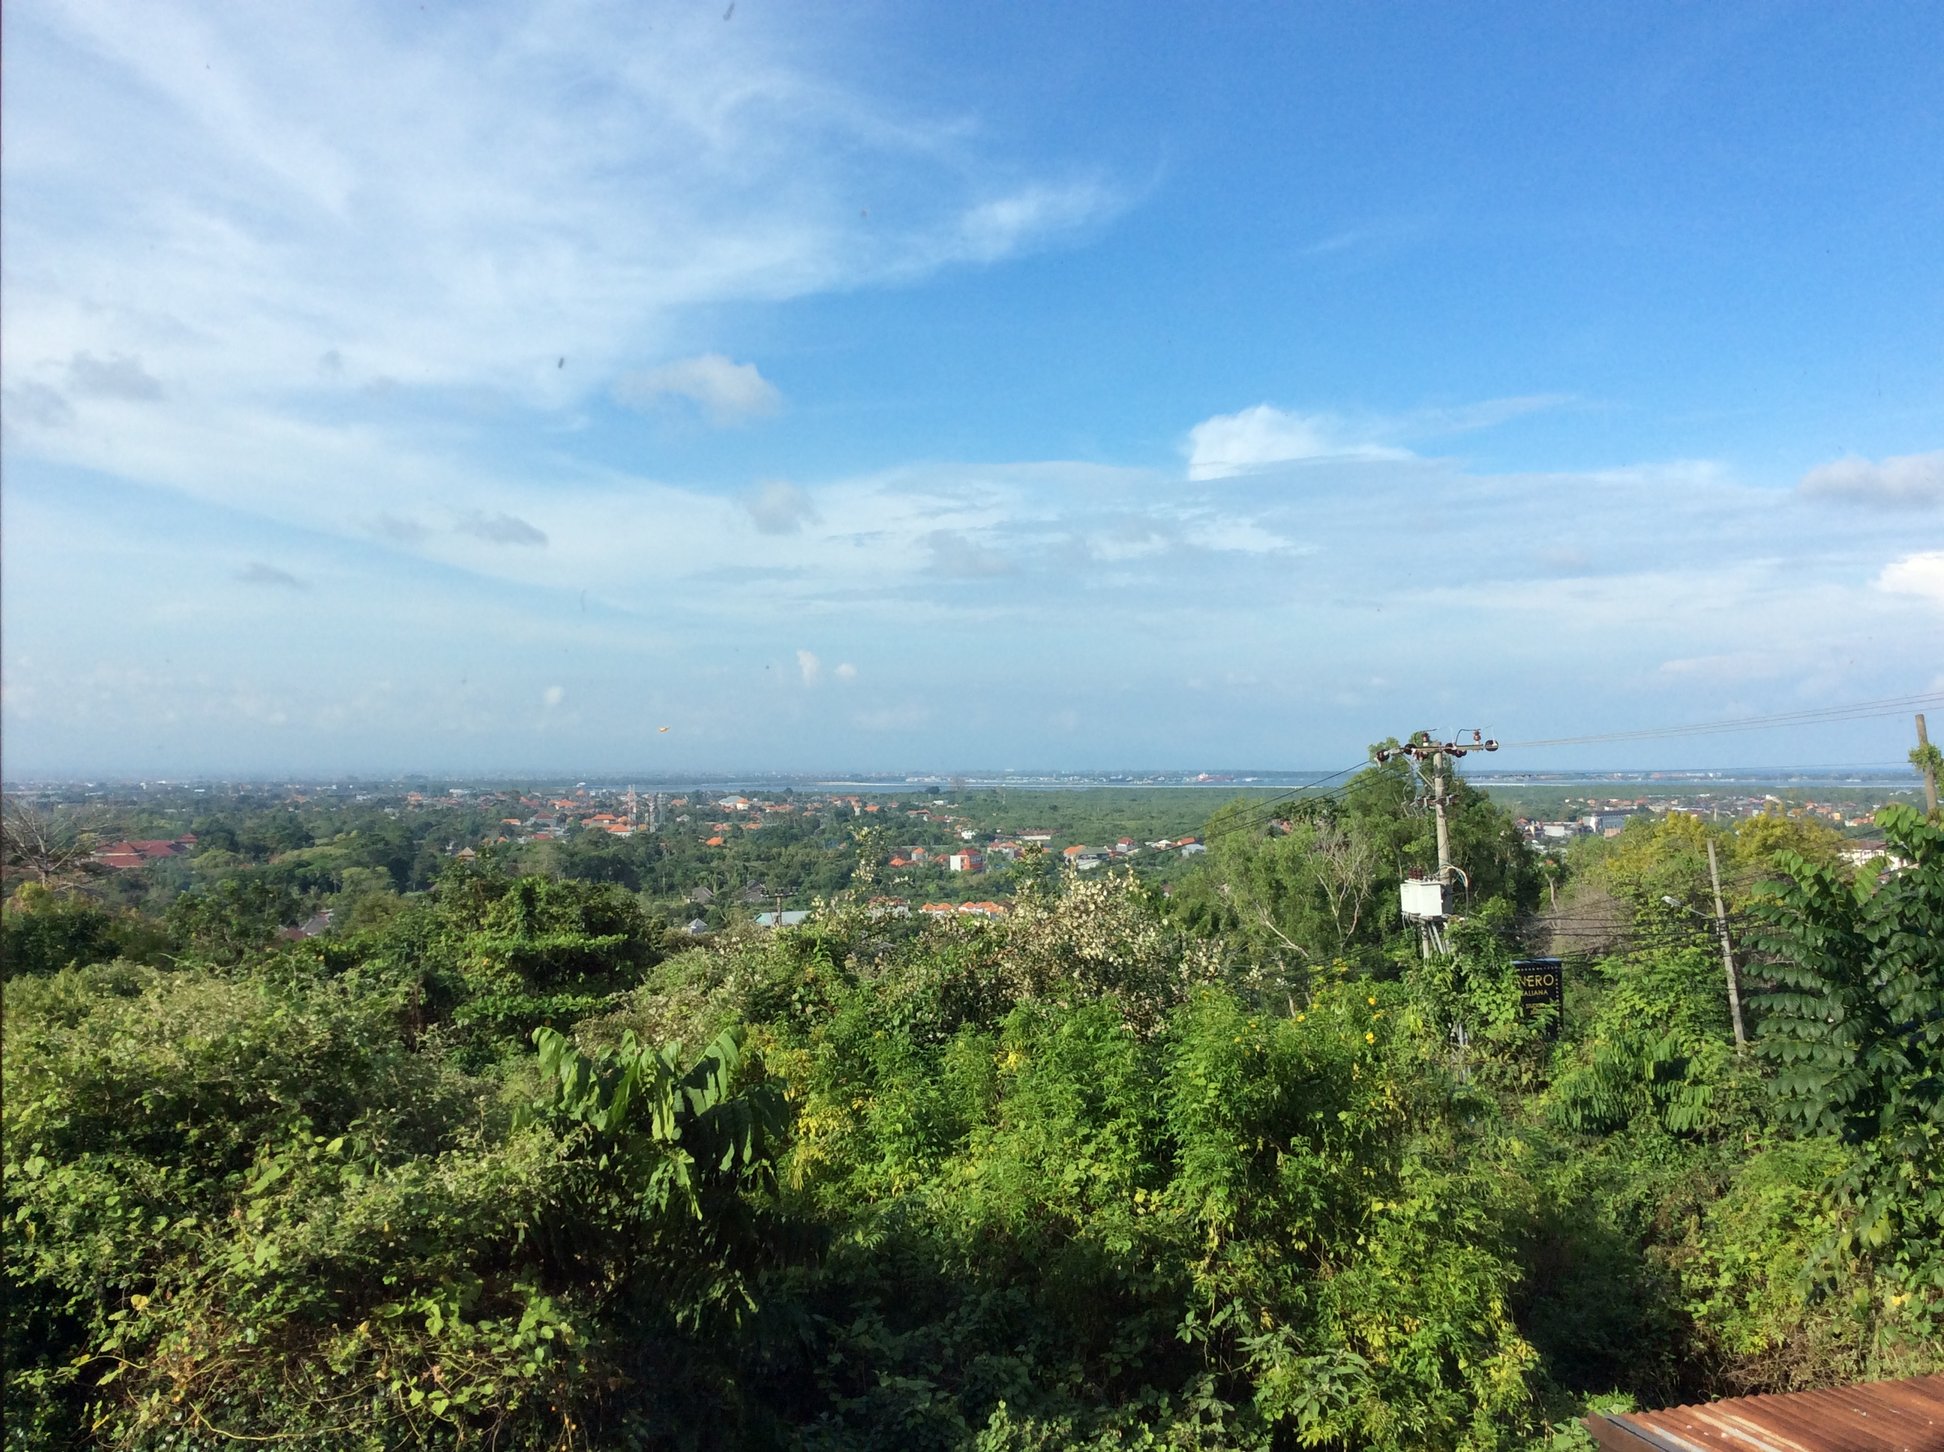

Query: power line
[
  {"left": 1502, "top": 692, "right": 1944, "bottom": 750},
  {"left": 1198, "top": 761, "right": 1370, "bottom": 842}
]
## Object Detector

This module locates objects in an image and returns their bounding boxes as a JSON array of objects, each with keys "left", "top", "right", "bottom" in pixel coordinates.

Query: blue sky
[{"left": 3, "top": 0, "right": 1940, "bottom": 777}]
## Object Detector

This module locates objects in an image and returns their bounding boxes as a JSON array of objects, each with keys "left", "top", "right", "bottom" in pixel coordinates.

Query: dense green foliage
[{"left": 5, "top": 782, "right": 1941, "bottom": 1448}]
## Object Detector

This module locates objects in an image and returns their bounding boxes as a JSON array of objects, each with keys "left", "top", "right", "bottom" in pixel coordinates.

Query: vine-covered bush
[{"left": 8, "top": 794, "right": 1944, "bottom": 1448}]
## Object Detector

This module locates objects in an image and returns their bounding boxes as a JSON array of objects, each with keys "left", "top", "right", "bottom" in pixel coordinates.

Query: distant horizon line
[{"left": 3, "top": 764, "right": 1920, "bottom": 789}]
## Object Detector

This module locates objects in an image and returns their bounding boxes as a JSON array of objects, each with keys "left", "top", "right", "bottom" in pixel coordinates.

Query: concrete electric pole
[
  {"left": 1917, "top": 713, "right": 1940, "bottom": 819},
  {"left": 1705, "top": 839, "right": 1747, "bottom": 1053},
  {"left": 1375, "top": 730, "right": 1498, "bottom": 956},
  {"left": 1376, "top": 729, "right": 1499, "bottom": 885}
]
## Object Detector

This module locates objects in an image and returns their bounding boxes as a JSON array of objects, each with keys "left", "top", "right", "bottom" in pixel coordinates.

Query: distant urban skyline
[
  {"left": 4, "top": 2, "right": 1940, "bottom": 776},
  {"left": 6, "top": 761, "right": 1926, "bottom": 791}
]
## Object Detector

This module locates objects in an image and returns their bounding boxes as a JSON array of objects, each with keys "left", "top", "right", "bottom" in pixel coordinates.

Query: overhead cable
[{"left": 1501, "top": 691, "right": 1944, "bottom": 750}]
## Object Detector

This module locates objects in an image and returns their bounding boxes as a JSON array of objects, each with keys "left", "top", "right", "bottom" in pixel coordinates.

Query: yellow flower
[
  {"left": 1367, "top": 995, "right": 1377, "bottom": 1006},
  {"left": 1296, "top": 1013, "right": 1306, "bottom": 1022},
  {"left": 1365, "top": 1031, "right": 1375, "bottom": 1044}
]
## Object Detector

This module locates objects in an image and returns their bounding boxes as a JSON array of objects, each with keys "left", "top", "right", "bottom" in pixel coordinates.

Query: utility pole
[
  {"left": 1375, "top": 729, "right": 1498, "bottom": 958},
  {"left": 1706, "top": 838, "right": 1746, "bottom": 1053},
  {"left": 1375, "top": 729, "right": 1498, "bottom": 889},
  {"left": 1917, "top": 713, "right": 1940, "bottom": 819},
  {"left": 1431, "top": 745, "right": 1453, "bottom": 882}
]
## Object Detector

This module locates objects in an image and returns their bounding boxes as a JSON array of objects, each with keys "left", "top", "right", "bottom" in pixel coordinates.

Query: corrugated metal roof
[{"left": 1586, "top": 1374, "right": 1944, "bottom": 1452}]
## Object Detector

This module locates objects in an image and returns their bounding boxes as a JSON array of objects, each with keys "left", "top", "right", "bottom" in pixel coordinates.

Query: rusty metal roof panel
[{"left": 1585, "top": 1374, "right": 1944, "bottom": 1452}]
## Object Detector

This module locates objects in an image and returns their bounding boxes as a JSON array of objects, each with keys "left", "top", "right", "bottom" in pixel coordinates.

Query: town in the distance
[{"left": 16, "top": 760, "right": 1921, "bottom": 944}]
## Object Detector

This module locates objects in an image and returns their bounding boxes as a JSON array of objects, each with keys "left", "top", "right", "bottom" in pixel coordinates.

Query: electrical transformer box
[{"left": 1400, "top": 879, "right": 1450, "bottom": 920}]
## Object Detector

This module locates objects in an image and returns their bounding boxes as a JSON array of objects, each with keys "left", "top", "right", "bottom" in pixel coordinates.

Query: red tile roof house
[{"left": 94, "top": 837, "right": 195, "bottom": 870}]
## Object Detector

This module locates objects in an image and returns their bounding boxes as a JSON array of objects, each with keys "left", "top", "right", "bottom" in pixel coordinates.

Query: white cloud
[
  {"left": 1878, "top": 551, "right": 1944, "bottom": 605},
  {"left": 614, "top": 354, "right": 782, "bottom": 425},
  {"left": 542, "top": 685, "right": 565, "bottom": 707},
  {"left": 952, "top": 182, "right": 1116, "bottom": 264},
  {"left": 835, "top": 662, "right": 858, "bottom": 681},
  {"left": 796, "top": 649, "right": 821, "bottom": 685},
  {"left": 1, "top": 1, "right": 1116, "bottom": 473},
  {"left": 1799, "top": 451, "right": 1944, "bottom": 508},
  {"left": 1184, "top": 404, "right": 1411, "bottom": 480}
]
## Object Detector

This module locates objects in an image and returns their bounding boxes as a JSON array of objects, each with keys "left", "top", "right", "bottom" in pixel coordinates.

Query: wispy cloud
[
  {"left": 454, "top": 511, "right": 548, "bottom": 548},
  {"left": 951, "top": 181, "right": 1118, "bottom": 264},
  {"left": 366, "top": 513, "right": 431, "bottom": 545},
  {"left": 1, "top": 0, "right": 1120, "bottom": 538},
  {"left": 237, "top": 561, "right": 305, "bottom": 589},
  {"left": 1182, "top": 396, "right": 1573, "bottom": 481},
  {"left": 1184, "top": 404, "right": 1411, "bottom": 481},
  {"left": 1799, "top": 450, "right": 1944, "bottom": 509},
  {"left": 1403, "top": 394, "right": 1574, "bottom": 437},
  {"left": 3, "top": 384, "right": 75, "bottom": 430},
  {"left": 1297, "top": 218, "right": 1430, "bottom": 258}
]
